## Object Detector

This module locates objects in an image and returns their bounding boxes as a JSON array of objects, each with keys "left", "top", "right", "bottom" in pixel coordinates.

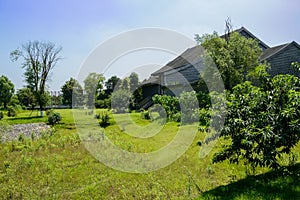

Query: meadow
[{"left": 0, "top": 109, "right": 299, "bottom": 199}]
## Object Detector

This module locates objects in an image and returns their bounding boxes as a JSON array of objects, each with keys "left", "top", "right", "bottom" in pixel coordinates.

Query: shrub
[
  {"left": 152, "top": 94, "right": 179, "bottom": 120},
  {"left": 213, "top": 74, "right": 300, "bottom": 169},
  {"left": 0, "top": 111, "right": 3, "bottom": 120},
  {"left": 48, "top": 112, "right": 62, "bottom": 125},
  {"left": 98, "top": 111, "right": 110, "bottom": 127},
  {"left": 140, "top": 110, "right": 151, "bottom": 120},
  {"left": 179, "top": 91, "right": 199, "bottom": 124},
  {"left": 7, "top": 106, "right": 17, "bottom": 117}
]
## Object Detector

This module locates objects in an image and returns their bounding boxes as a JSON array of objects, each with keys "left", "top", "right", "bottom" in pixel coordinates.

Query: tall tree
[
  {"left": 61, "top": 78, "right": 83, "bottom": 107},
  {"left": 105, "top": 75, "right": 120, "bottom": 94},
  {"left": 0, "top": 75, "right": 15, "bottom": 109},
  {"left": 84, "top": 72, "right": 105, "bottom": 108},
  {"left": 10, "top": 41, "right": 62, "bottom": 110},
  {"left": 16, "top": 87, "right": 35, "bottom": 108},
  {"left": 196, "top": 31, "right": 262, "bottom": 90},
  {"left": 129, "top": 72, "right": 139, "bottom": 92}
]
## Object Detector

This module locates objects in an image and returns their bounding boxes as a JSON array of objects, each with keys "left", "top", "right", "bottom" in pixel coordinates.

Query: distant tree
[
  {"left": 16, "top": 87, "right": 35, "bottom": 108},
  {"left": 61, "top": 78, "right": 83, "bottom": 107},
  {"left": 105, "top": 75, "right": 120, "bottom": 94},
  {"left": 128, "top": 72, "right": 143, "bottom": 109},
  {"left": 120, "top": 77, "right": 130, "bottom": 91},
  {"left": 111, "top": 89, "right": 132, "bottom": 113},
  {"left": 129, "top": 72, "right": 139, "bottom": 92},
  {"left": 10, "top": 41, "right": 62, "bottom": 111},
  {"left": 0, "top": 75, "right": 15, "bottom": 109},
  {"left": 83, "top": 72, "right": 105, "bottom": 108}
]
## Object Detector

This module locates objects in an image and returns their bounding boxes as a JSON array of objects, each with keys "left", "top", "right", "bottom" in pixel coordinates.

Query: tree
[
  {"left": 196, "top": 31, "right": 262, "bottom": 90},
  {"left": 0, "top": 75, "right": 15, "bottom": 109},
  {"left": 61, "top": 78, "right": 83, "bottom": 107},
  {"left": 128, "top": 72, "right": 143, "bottom": 110},
  {"left": 10, "top": 41, "right": 62, "bottom": 111},
  {"left": 83, "top": 72, "right": 105, "bottom": 108},
  {"left": 129, "top": 72, "right": 139, "bottom": 92},
  {"left": 16, "top": 87, "right": 35, "bottom": 108},
  {"left": 111, "top": 89, "right": 132, "bottom": 113},
  {"left": 213, "top": 66, "right": 300, "bottom": 169},
  {"left": 105, "top": 75, "right": 120, "bottom": 94}
]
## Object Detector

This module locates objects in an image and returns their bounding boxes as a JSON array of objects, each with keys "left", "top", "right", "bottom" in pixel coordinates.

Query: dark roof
[
  {"left": 221, "top": 26, "right": 270, "bottom": 50},
  {"left": 152, "top": 27, "right": 270, "bottom": 76},
  {"left": 141, "top": 76, "right": 159, "bottom": 85},
  {"left": 260, "top": 43, "right": 290, "bottom": 61},
  {"left": 260, "top": 41, "right": 300, "bottom": 61},
  {"left": 151, "top": 45, "right": 204, "bottom": 75}
]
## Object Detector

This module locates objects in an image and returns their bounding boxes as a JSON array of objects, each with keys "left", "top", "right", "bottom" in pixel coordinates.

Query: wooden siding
[
  {"left": 163, "top": 62, "right": 203, "bottom": 86},
  {"left": 239, "top": 30, "right": 268, "bottom": 51},
  {"left": 267, "top": 43, "right": 300, "bottom": 77}
]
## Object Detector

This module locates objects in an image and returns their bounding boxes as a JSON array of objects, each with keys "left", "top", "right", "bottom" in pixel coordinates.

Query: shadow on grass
[
  {"left": 198, "top": 163, "right": 300, "bottom": 200},
  {"left": 7, "top": 116, "right": 44, "bottom": 121}
]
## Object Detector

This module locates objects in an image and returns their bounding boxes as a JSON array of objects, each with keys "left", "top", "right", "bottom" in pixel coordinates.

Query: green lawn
[{"left": 0, "top": 109, "right": 299, "bottom": 199}]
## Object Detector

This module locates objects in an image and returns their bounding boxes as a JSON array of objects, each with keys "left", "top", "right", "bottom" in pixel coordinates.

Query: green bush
[
  {"left": 98, "top": 111, "right": 110, "bottom": 127},
  {"left": 140, "top": 110, "right": 151, "bottom": 120},
  {"left": 0, "top": 111, "right": 3, "bottom": 120},
  {"left": 152, "top": 94, "right": 179, "bottom": 120},
  {"left": 48, "top": 111, "right": 62, "bottom": 125},
  {"left": 7, "top": 107, "right": 17, "bottom": 117}
]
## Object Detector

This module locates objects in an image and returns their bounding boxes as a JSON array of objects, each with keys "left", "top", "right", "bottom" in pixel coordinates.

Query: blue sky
[{"left": 0, "top": 0, "right": 299, "bottom": 91}]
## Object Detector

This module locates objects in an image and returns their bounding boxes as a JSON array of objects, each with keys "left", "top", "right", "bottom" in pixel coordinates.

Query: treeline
[{"left": 0, "top": 72, "right": 143, "bottom": 111}]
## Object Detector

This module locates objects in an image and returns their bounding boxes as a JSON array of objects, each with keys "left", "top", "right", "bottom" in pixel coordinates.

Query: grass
[{"left": 0, "top": 109, "right": 299, "bottom": 199}]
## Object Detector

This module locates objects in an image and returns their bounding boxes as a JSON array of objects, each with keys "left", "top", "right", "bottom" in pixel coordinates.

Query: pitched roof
[
  {"left": 152, "top": 27, "right": 270, "bottom": 76},
  {"left": 221, "top": 26, "right": 270, "bottom": 50},
  {"left": 151, "top": 45, "right": 204, "bottom": 75},
  {"left": 260, "top": 41, "right": 300, "bottom": 61},
  {"left": 141, "top": 76, "right": 159, "bottom": 85}
]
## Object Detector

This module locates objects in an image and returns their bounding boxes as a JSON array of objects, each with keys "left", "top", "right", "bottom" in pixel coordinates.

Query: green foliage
[
  {"left": 61, "top": 77, "right": 84, "bottom": 107},
  {"left": 8, "top": 95, "right": 22, "bottom": 108},
  {"left": 179, "top": 91, "right": 199, "bottom": 124},
  {"left": 0, "top": 111, "right": 3, "bottom": 120},
  {"left": 0, "top": 109, "right": 299, "bottom": 199},
  {"left": 105, "top": 75, "right": 120, "bottom": 94},
  {"left": 214, "top": 74, "right": 300, "bottom": 169},
  {"left": 84, "top": 72, "right": 105, "bottom": 108},
  {"left": 111, "top": 89, "right": 131, "bottom": 113},
  {"left": 0, "top": 75, "right": 15, "bottom": 109},
  {"left": 95, "top": 98, "right": 111, "bottom": 109},
  {"left": 7, "top": 106, "right": 17, "bottom": 117},
  {"left": 292, "top": 61, "right": 300, "bottom": 71},
  {"left": 198, "top": 108, "right": 212, "bottom": 127},
  {"left": 98, "top": 111, "right": 110, "bottom": 127},
  {"left": 152, "top": 94, "right": 179, "bottom": 120},
  {"left": 140, "top": 110, "right": 151, "bottom": 120},
  {"left": 16, "top": 87, "right": 35, "bottom": 108},
  {"left": 196, "top": 91, "right": 211, "bottom": 108},
  {"left": 197, "top": 31, "right": 262, "bottom": 90},
  {"left": 10, "top": 41, "right": 62, "bottom": 110},
  {"left": 47, "top": 110, "right": 62, "bottom": 125}
]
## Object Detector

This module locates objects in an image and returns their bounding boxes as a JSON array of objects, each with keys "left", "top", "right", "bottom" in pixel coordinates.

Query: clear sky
[{"left": 1, "top": 0, "right": 299, "bottom": 91}]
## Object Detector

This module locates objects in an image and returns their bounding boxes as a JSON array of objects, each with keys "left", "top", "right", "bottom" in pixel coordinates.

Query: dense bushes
[
  {"left": 46, "top": 110, "right": 62, "bottom": 125},
  {"left": 0, "top": 111, "right": 3, "bottom": 120},
  {"left": 7, "top": 106, "right": 17, "bottom": 117},
  {"left": 152, "top": 94, "right": 179, "bottom": 120},
  {"left": 96, "top": 111, "right": 110, "bottom": 127},
  {"left": 213, "top": 73, "right": 300, "bottom": 169}
]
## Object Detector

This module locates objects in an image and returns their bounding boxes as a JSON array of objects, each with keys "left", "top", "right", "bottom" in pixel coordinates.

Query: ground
[{"left": 0, "top": 109, "right": 299, "bottom": 199}]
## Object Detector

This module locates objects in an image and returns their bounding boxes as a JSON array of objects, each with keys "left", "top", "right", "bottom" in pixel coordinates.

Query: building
[{"left": 139, "top": 27, "right": 300, "bottom": 109}]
